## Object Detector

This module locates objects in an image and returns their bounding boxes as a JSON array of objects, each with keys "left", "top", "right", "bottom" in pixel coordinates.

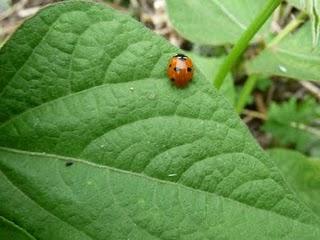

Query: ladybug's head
[{"left": 174, "top": 53, "right": 188, "bottom": 60}]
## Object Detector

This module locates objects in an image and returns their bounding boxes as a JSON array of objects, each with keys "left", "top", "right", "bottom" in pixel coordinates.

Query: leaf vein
[{"left": 0, "top": 168, "right": 94, "bottom": 240}]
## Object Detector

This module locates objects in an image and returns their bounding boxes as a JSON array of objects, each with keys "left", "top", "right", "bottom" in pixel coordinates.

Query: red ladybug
[{"left": 167, "top": 54, "right": 194, "bottom": 87}]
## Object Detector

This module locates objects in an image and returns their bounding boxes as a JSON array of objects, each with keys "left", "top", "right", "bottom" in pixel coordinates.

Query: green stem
[
  {"left": 213, "top": 0, "right": 281, "bottom": 89},
  {"left": 236, "top": 75, "right": 258, "bottom": 113},
  {"left": 235, "top": 11, "right": 308, "bottom": 114},
  {"left": 268, "top": 11, "right": 308, "bottom": 48}
]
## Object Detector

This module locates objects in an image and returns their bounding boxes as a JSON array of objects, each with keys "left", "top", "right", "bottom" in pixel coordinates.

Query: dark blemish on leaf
[
  {"left": 187, "top": 67, "right": 192, "bottom": 72},
  {"left": 65, "top": 161, "right": 74, "bottom": 167}
]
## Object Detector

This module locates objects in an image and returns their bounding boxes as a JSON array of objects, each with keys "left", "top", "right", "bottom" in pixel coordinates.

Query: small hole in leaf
[{"left": 65, "top": 161, "right": 74, "bottom": 167}]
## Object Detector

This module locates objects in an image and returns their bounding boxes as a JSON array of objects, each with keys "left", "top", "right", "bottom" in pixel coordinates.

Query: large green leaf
[
  {"left": 247, "top": 23, "right": 320, "bottom": 81},
  {"left": 1, "top": 1, "right": 320, "bottom": 238},
  {"left": 2, "top": 147, "right": 320, "bottom": 239},
  {"left": 165, "top": 0, "right": 269, "bottom": 45},
  {"left": 269, "top": 149, "right": 320, "bottom": 217}
]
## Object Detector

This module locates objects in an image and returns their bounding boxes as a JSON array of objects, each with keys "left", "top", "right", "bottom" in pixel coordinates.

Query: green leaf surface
[
  {"left": 165, "top": 0, "right": 269, "bottom": 45},
  {"left": 0, "top": 216, "right": 34, "bottom": 240},
  {"left": 288, "top": 0, "right": 320, "bottom": 47},
  {"left": 2, "top": 147, "right": 320, "bottom": 239},
  {"left": 288, "top": 0, "right": 304, "bottom": 7},
  {"left": 247, "top": 23, "right": 320, "bottom": 81},
  {"left": 269, "top": 149, "right": 320, "bottom": 217},
  {"left": 1, "top": 1, "right": 320, "bottom": 238}
]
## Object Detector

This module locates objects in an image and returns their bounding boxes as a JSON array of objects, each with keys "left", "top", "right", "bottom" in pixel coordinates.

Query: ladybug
[{"left": 167, "top": 54, "right": 194, "bottom": 87}]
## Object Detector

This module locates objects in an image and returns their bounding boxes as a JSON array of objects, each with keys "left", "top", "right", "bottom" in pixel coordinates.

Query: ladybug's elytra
[{"left": 167, "top": 54, "right": 194, "bottom": 87}]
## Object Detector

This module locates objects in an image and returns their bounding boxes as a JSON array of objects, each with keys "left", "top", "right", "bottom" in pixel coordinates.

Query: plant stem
[
  {"left": 236, "top": 75, "right": 258, "bottom": 113},
  {"left": 268, "top": 11, "right": 308, "bottom": 48},
  {"left": 213, "top": 0, "right": 281, "bottom": 89},
  {"left": 235, "top": 11, "right": 308, "bottom": 114}
]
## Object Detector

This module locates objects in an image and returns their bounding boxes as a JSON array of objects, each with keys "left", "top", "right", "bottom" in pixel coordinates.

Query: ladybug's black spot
[
  {"left": 187, "top": 67, "right": 192, "bottom": 72},
  {"left": 169, "top": 64, "right": 172, "bottom": 67},
  {"left": 65, "top": 161, "right": 74, "bottom": 167},
  {"left": 174, "top": 67, "right": 181, "bottom": 72},
  {"left": 171, "top": 78, "right": 175, "bottom": 82}
]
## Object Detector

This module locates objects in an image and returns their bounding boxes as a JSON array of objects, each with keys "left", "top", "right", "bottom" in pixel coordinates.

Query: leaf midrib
[
  {"left": 1, "top": 165, "right": 94, "bottom": 240},
  {"left": 1, "top": 146, "right": 318, "bottom": 229},
  {"left": 0, "top": 216, "right": 37, "bottom": 240}
]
